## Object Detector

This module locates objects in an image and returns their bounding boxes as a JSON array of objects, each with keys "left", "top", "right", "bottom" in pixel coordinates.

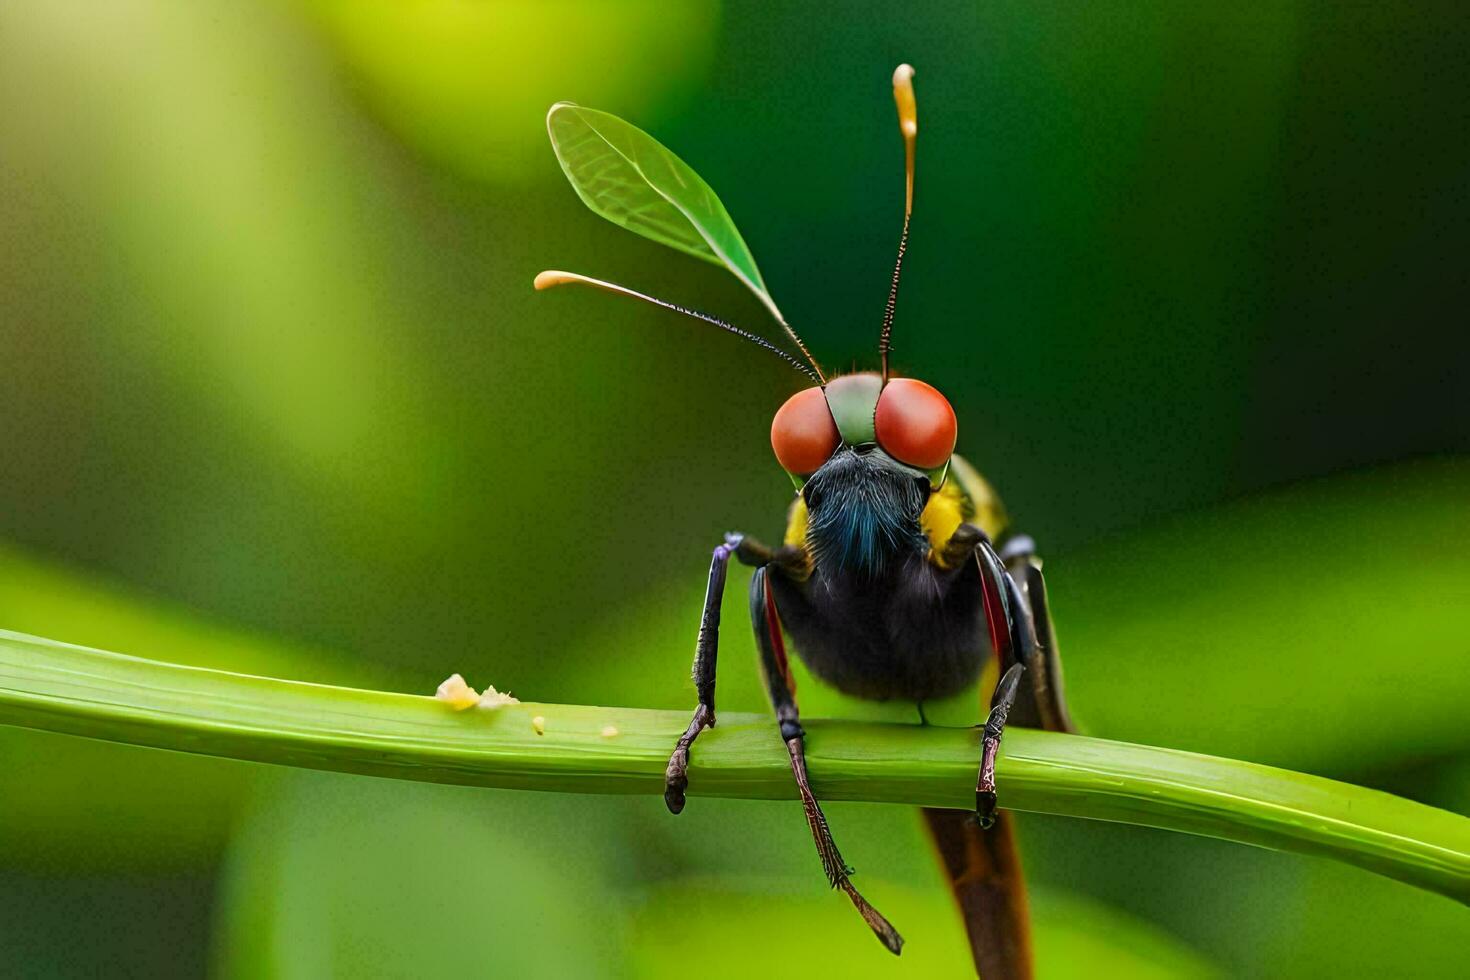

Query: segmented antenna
[
  {"left": 534, "top": 271, "right": 822, "bottom": 384},
  {"left": 879, "top": 64, "right": 918, "bottom": 383},
  {"left": 773, "top": 315, "right": 825, "bottom": 385}
]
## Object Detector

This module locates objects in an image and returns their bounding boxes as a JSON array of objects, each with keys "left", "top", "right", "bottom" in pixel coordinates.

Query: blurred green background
[{"left": 1, "top": 1, "right": 1467, "bottom": 976}]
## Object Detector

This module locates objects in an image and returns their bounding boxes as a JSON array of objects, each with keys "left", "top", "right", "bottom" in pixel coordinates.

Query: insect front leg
[
  {"left": 942, "top": 523, "right": 1046, "bottom": 828},
  {"left": 975, "top": 530, "right": 1048, "bottom": 829},
  {"left": 751, "top": 566, "right": 904, "bottom": 955},
  {"left": 663, "top": 532, "right": 777, "bottom": 813},
  {"left": 663, "top": 533, "right": 736, "bottom": 813},
  {"left": 976, "top": 661, "right": 1025, "bottom": 828}
]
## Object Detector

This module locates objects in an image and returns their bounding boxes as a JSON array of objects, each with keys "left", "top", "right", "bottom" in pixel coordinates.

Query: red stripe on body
[
  {"left": 763, "top": 581, "right": 797, "bottom": 698},
  {"left": 979, "top": 559, "right": 1011, "bottom": 668}
]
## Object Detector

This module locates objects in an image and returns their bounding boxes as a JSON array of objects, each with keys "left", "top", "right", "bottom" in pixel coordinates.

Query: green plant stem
[{"left": 2, "top": 627, "right": 1466, "bottom": 901}]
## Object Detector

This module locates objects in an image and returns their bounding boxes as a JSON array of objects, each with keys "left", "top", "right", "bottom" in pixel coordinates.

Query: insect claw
[
  {"left": 666, "top": 694, "right": 714, "bottom": 816},
  {"left": 664, "top": 743, "right": 692, "bottom": 814},
  {"left": 975, "top": 790, "right": 997, "bottom": 830},
  {"left": 664, "top": 780, "right": 687, "bottom": 815}
]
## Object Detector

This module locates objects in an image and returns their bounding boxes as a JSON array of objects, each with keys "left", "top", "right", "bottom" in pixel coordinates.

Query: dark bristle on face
[{"left": 803, "top": 448, "right": 929, "bottom": 578}]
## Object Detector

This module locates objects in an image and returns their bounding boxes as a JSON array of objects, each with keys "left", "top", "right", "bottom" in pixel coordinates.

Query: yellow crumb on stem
[
  {"left": 434, "top": 674, "right": 480, "bottom": 711},
  {"left": 600, "top": 725, "right": 619, "bottom": 738},
  {"left": 476, "top": 685, "right": 520, "bottom": 710},
  {"left": 531, "top": 716, "right": 546, "bottom": 736}
]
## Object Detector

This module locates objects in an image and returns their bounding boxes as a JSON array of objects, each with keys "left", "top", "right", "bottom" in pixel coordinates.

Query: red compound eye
[
  {"left": 771, "top": 386, "right": 840, "bottom": 476},
  {"left": 875, "top": 378, "right": 957, "bottom": 470}
]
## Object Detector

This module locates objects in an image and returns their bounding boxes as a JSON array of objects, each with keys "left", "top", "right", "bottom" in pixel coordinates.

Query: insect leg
[
  {"left": 664, "top": 533, "right": 794, "bottom": 814},
  {"left": 664, "top": 533, "right": 742, "bottom": 814},
  {"left": 924, "top": 530, "right": 1064, "bottom": 976},
  {"left": 972, "top": 530, "right": 1041, "bottom": 829},
  {"left": 752, "top": 566, "right": 904, "bottom": 955},
  {"left": 1000, "top": 534, "right": 1077, "bottom": 735},
  {"left": 976, "top": 662, "right": 1024, "bottom": 828}
]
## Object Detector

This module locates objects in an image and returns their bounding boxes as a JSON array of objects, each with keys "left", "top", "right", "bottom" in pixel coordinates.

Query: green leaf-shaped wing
[{"left": 546, "top": 102, "right": 785, "bottom": 324}]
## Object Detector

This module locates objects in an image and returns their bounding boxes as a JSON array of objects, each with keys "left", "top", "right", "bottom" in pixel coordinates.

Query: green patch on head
[{"left": 822, "top": 373, "right": 882, "bottom": 446}]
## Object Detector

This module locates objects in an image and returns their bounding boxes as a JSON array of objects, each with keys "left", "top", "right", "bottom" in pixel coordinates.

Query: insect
[{"left": 536, "top": 65, "right": 1075, "bottom": 978}]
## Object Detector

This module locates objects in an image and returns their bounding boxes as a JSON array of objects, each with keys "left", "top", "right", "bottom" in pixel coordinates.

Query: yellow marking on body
[
  {"left": 778, "top": 497, "right": 815, "bottom": 580},
  {"left": 947, "top": 454, "right": 1008, "bottom": 540},
  {"left": 784, "top": 496, "right": 809, "bottom": 548},
  {"left": 925, "top": 455, "right": 1010, "bottom": 568},
  {"left": 921, "top": 478, "right": 970, "bottom": 565}
]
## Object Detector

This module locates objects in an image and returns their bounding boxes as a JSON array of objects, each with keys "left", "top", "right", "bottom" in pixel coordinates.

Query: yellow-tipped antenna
[
  {"left": 534, "top": 270, "right": 822, "bottom": 383},
  {"left": 879, "top": 63, "right": 918, "bottom": 383},
  {"left": 893, "top": 64, "right": 917, "bottom": 213}
]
